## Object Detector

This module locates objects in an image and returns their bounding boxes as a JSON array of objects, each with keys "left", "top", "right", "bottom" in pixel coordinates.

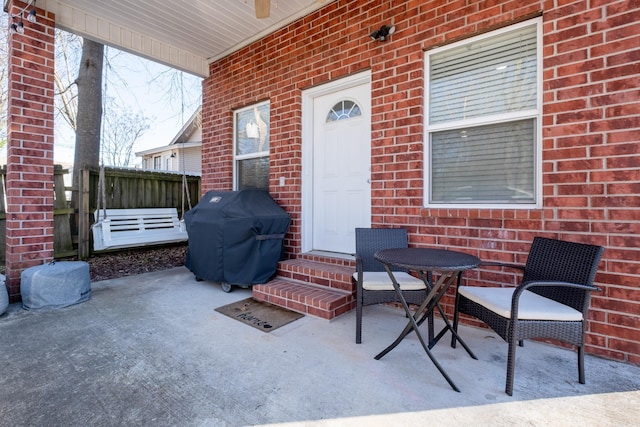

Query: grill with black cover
[{"left": 184, "top": 190, "right": 290, "bottom": 291}]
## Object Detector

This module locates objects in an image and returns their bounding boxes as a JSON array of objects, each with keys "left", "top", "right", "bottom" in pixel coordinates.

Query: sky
[
  {"left": 1, "top": 18, "right": 203, "bottom": 166},
  {"left": 53, "top": 45, "right": 203, "bottom": 166}
]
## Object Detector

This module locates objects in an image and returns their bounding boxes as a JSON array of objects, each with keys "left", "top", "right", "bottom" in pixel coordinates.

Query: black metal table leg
[
  {"left": 375, "top": 265, "right": 468, "bottom": 391},
  {"left": 372, "top": 248, "right": 481, "bottom": 392}
]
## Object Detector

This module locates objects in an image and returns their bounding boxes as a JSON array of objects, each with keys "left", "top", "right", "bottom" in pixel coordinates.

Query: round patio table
[{"left": 373, "top": 247, "right": 480, "bottom": 392}]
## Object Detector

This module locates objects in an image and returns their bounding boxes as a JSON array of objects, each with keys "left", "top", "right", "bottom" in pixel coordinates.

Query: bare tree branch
[{"left": 101, "top": 97, "right": 150, "bottom": 167}]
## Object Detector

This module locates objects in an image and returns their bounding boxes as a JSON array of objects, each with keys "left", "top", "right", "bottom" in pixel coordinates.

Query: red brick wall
[
  {"left": 540, "top": 0, "right": 640, "bottom": 363},
  {"left": 5, "top": 1, "right": 56, "bottom": 300},
  {"left": 202, "top": 0, "right": 640, "bottom": 363}
]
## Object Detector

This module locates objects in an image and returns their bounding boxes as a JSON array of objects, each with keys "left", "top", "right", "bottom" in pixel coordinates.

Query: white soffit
[
  {"left": 45, "top": 0, "right": 209, "bottom": 77},
  {"left": 36, "top": 0, "right": 334, "bottom": 78}
]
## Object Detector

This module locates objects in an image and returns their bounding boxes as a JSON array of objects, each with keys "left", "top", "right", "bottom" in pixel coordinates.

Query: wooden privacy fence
[{"left": 0, "top": 165, "right": 201, "bottom": 261}]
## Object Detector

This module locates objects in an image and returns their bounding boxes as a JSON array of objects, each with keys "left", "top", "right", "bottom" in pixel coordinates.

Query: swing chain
[
  {"left": 181, "top": 173, "right": 193, "bottom": 220},
  {"left": 96, "top": 165, "right": 108, "bottom": 221}
]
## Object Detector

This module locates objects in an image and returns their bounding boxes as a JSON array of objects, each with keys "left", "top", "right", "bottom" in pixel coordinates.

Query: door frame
[{"left": 301, "top": 70, "right": 372, "bottom": 253}]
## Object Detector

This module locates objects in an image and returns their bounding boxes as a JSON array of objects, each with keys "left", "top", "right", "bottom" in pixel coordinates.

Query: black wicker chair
[
  {"left": 452, "top": 236, "right": 604, "bottom": 395},
  {"left": 354, "top": 228, "right": 428, "bottom": 344}
]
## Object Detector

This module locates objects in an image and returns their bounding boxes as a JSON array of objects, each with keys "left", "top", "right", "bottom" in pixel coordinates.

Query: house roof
[
  {"left": 170, "top": 107, "right": 202, "bottom": 146},
  {"left": 135, "top": 141, "right": 201, "bottom": 158},
  {"left": 135, "top": 107, "right": 202, "bottom": 157},
  {"left": 7, "top": 0, "right": 335, "bottom": 77}
]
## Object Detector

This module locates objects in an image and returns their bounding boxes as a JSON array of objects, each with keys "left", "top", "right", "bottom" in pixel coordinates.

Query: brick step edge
[
  {"left": 253, "top": 278, "right": 354, "bottom": 320},
  {"left": 277, "top": 259, "right": 355, "bottom": 293}
]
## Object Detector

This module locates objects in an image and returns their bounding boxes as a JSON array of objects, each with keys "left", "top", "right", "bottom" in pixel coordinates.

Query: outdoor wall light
[
  {"left": 370, "top": 24, "right": 396, "bottom": 41},
  {"left": 10, "top": 19, "right": 25, "bottom": 34},
  {"left": 26, "top": 8, "right": 37, "bottom": 23},
  {"left": 9, "top": 0, "right": 37, "bottom": 35}
]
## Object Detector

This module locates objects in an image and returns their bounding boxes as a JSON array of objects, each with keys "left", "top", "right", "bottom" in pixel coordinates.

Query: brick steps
[{"left": 252, "top": 257, "right": 356, "bottom": 320}]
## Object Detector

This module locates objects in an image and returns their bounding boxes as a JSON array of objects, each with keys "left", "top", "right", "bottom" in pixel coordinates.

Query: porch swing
[{"left": 91, "top": 165, "right": 190, "bottom": 251}]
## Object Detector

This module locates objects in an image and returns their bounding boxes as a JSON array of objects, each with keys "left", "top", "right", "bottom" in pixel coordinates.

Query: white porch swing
[{"left": 91, "top": 165, "right": 190, "bottom": 251}]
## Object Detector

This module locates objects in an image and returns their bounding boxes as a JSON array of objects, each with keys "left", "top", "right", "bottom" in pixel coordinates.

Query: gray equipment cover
[{"left": 21, "top": 261, "right": 91, "bottom": 310}]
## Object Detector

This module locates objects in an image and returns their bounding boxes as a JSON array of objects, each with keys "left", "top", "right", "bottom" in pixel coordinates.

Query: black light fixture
[
  {"left": 370, "top": 24, "right": 396, "bottom": 42},
  {"left": 26, "top": 8, "right": 37, "bottom": 23},
  {"left": 9, "top": 0, "right": 36, "bottom": 35},
  {"left": 10, "top": 19, "right": 24, "bottom": 34}
]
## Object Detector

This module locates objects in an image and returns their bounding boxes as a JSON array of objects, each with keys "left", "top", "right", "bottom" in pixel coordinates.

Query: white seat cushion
[
  {"left": 458, "top": 286, "right": 583, "bottom": 321},
  {"left": 353, "top": 271, "right": 426, "bottom": 291}
]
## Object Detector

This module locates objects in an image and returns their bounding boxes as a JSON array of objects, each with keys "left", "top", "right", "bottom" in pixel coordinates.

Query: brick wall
[
  {"left": 539, "top": 0, "right": 640, "bottom": 363},
  {"left": 202, "top": 0, "right": 639, "bottom": 363},
  {"left": 5, "top": 0, "right": 56, "bottom": 300}
]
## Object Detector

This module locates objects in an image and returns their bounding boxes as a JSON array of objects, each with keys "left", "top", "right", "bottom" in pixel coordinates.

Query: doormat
[{"left": 215, "top": 298, "right": 304, "bottom": 332}]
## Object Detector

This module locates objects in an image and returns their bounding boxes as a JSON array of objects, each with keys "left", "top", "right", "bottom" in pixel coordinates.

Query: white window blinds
[
  {"left": 429, "top": 24, "right": 537, "bottom": 125},
  {"left": 430, "top": 119, "right": 535, "bottom": 203},
  {"left": 426, "top": 21, "right": 540, "bottom": 206}
]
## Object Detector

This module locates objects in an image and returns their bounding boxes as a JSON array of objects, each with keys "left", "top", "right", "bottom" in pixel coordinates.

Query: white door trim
[{"left": 301, "top": 70, "right": 372, "bottom": 253}]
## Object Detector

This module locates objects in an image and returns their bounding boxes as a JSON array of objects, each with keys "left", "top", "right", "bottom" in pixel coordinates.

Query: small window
[
  {"left": 153, "top": 156, "right": 161, "bottom": 170},
  {"left": 234, "top": 101, "right": 270, "bottom": 191},
  {"left": 425, "top": 20, "right": 541, "bottom": 207},
  {"left": 326, "top": 100, "right": 362, "bottom": 122}
]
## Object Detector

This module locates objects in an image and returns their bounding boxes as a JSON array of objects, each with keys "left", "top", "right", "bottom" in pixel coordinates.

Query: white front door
[{"left": 311, "top": 82, "right": 371, "bottom": 254}]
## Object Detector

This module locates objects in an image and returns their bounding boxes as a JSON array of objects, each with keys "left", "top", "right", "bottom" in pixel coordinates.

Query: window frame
[
  {"left": 423, "top": 19, "right": 543, "bottom": 209},
  {"left": 232, "top": 100, "right": 270, "bottom": 191}
]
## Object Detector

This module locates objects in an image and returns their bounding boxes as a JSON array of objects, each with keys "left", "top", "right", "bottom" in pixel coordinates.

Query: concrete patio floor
[{"left": 0, "top": 266, "right": 638, "bottom": 427}]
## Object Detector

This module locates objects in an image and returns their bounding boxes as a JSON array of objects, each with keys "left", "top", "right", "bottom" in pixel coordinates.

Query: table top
[{"left": 374, "top": 248, "right": 480, "bottom": 271}]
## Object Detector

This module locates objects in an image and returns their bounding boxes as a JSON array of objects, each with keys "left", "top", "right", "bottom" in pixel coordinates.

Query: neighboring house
[
  {"left": 135, "top": 107, "right": 202, "bottom": 175},
  {"left": 5, "top": 0, "right": 639, "bottom": 365}
]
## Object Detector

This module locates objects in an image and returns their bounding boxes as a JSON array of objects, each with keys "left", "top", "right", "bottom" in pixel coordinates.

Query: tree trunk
[
  {"left": 71, "top": 39, "right": 103, "bottom": 246},
  {"left": 73, "top": 39, "right": 104, "bottom": 182}
]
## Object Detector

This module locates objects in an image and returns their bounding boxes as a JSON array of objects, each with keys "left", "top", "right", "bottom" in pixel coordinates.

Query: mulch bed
[
  {"left": 86, "top": 244, "right": 189, "bottom": 281},
  {"left": 0, "top": 244, "right": 189, "bottom": 282}
]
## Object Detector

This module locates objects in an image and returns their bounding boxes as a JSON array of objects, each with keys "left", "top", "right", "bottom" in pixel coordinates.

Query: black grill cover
[{"left": 184, "top": 190, "right": 290, "bottom": 285}]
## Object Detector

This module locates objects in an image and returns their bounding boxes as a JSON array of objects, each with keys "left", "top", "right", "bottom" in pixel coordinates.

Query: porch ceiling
[{"left": 31, "top": 0, "right": 334, "bottom": 77}]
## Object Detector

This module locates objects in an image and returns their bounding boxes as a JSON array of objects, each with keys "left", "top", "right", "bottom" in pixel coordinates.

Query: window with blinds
[
  {"left": 425, "top": 20, "right": 541, "bottom": 206},
  {"left": 234, "top": 101, "right": 270, "bottom": 191}
]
